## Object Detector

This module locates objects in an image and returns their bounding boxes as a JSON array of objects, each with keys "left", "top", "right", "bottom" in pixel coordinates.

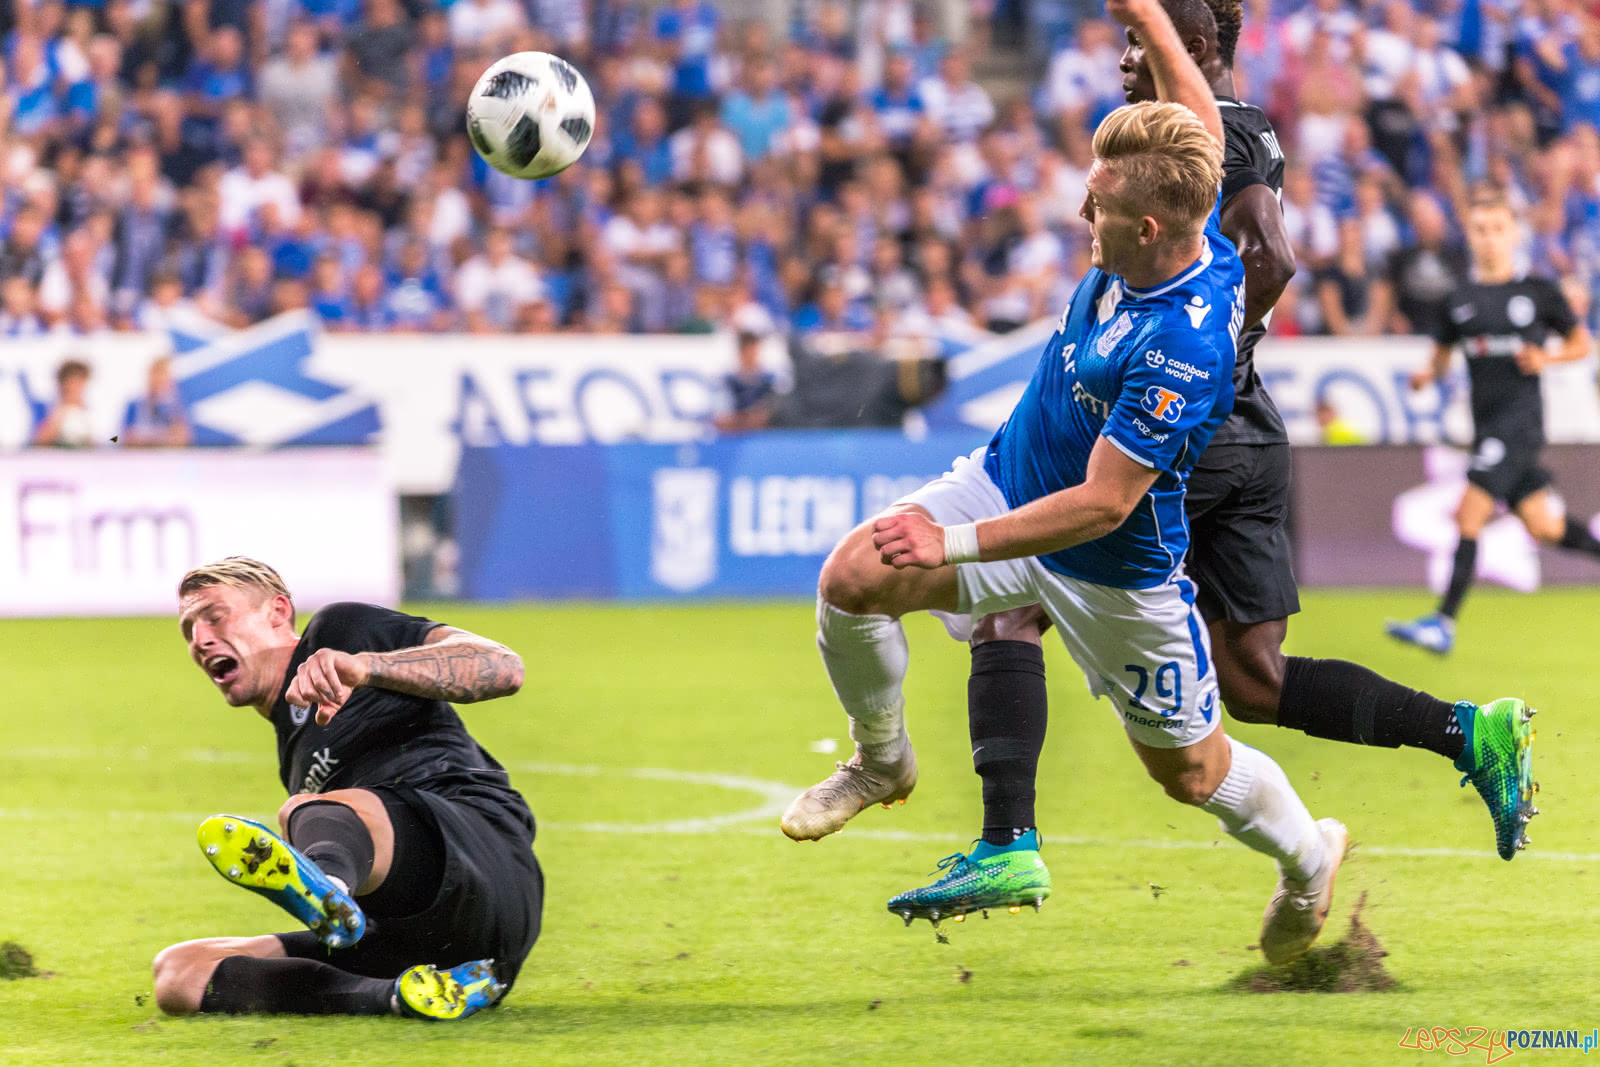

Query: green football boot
[
  {"left": 1453, "top": 698, "right": 1538, "bottom": 860},
  {"left": 887, "top": 830, "right": 1052, "bottom": 926}
]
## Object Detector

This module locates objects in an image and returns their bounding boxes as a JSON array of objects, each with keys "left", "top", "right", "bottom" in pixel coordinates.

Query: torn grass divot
[{"left": 1226, "top": 892, "right": 1399, "bottom": 994}]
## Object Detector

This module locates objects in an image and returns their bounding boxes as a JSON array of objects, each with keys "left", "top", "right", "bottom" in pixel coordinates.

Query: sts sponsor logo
[{"left": 1141, "top": 386, "right": 1186, "bottom": 424}]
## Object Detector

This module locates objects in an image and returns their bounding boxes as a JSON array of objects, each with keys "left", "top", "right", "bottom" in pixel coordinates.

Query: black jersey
[
  {"left": 1209, "top": 97, "right": 1289, "bottom": 447},
  {"left": 270, "top": 602, "right": 530, "bottom": 811},
  {"left": 1431, "top": 276, "right": 1577, "bottom": 448}
]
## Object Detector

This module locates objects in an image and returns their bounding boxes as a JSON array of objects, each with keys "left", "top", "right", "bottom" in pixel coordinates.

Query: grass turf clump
[
  {"left": 0, "top": 942, "right": 38, "bottom": 980},
  {"left": 1227, "top": 892, "right": 1398, "bottom": 994}
]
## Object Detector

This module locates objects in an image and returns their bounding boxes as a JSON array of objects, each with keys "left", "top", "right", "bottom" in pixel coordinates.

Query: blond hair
[
  {"left": 1091, "top": 101, "right": 1223, "bottom": 238},
  {"left": 178, "top": 556, "right": 295, "bottom": 624}
]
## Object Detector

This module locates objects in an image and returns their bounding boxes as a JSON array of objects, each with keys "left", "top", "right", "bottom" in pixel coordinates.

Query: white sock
[
  {"left": 328, "top": 875, "right": 350, "bottom": 896},
  {"left": 1201, "top": 737, "right": 1326, "bottom": 881},
  {"left": 816, "top": 597, "right": 910, "bottom": 761}
]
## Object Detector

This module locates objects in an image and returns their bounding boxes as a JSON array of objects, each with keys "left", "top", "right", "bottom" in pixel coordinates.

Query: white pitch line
[
  {"left": 0, "top": 807, "right": 1592, "bottom": 863},
  {"left": 2, "top": 747, "right": 1584, "bottom": 862}
]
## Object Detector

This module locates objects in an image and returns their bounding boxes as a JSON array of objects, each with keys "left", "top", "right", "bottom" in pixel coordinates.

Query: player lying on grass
[
  {"left": 782, "top": 0, "right": 1346, "bottom": 964},
  {"left": 151, "top": 557, "right": 542, "bottom": 1020},
  {"left": 1388, "top": 189, "right": 1600, "bottom": 653},
  {"left": 852, "top": 0, "right": 1537, "bottom": 928}
]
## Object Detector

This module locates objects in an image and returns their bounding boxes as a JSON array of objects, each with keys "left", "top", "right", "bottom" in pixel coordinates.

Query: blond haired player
[
  {"left": 779, "top": 0, "right": 1347, "bottom": 963},
  {"left": 151, "top": 558, "right": 541, "bottom": 1020}
]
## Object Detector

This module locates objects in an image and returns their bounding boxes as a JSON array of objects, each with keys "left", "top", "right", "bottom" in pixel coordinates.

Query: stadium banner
[
  {"left": 0, "top": 315, "right": 746, "bottom": 495},
  {"left": 919, "top": 329, "right": 1600, "bottom": 447},
  {"left": 453, "top": 430, "right": 987, "bottom": 600},
  {"left": 1293, "top": 443, "right": 1600, "bottom": 591},
  {"left": 0, "top": 448, "right": 398, "bottom": 617},
  {"left": 455, "top": 433, "right": 1600, "bottom": 602},
  {"left": 4, "top": 317, "right": 1597, "bottom": 494}
]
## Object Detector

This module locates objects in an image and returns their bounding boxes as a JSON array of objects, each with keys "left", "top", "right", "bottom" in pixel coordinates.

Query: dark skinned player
[{"left": 814, "top": 0, "right": 1537, "bottom": 922}]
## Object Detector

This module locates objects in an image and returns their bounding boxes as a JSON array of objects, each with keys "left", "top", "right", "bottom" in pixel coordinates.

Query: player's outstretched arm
[
  {"left": 1410, "top": 342, "right": 1455, "bottom": 390},
  {"left": 288, "top": 627, "right": 524, "bottom": 724},
  {"left": 1221, "top": 185, "right": 1296, "bottom": 332},
  {"left": 871, "top": 440, "right": 1159, "bottom": 568},
  {"left": 1106, "top": 0, "right": 1222, "bottom": 146},
  {"left": 1555, "top": 325, "right": 1592, "bottom": 364},
  {"left": 361, "top": 627, "right": 525, "bottom": 704}
]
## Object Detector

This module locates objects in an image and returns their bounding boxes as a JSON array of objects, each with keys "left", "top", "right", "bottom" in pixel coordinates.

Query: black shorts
[
  {"left": 1184, "top": 443, "right": 1301, "bottom": 626},
  {"left": 279, "top": 782, "right": 543, "bottom": 988},
  {"left": 1466, "top": 436, "right": 1552, "bottom": 507}
]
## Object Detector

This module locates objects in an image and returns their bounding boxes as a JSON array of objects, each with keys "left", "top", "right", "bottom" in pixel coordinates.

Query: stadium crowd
[{"left": 2, "top": 0, "right": 1600, "bottom": 362}]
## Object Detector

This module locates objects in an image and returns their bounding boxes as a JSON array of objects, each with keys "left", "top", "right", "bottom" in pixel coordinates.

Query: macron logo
[{"left": 1184, "top": 296, "right": 1211, "bottom": 328}]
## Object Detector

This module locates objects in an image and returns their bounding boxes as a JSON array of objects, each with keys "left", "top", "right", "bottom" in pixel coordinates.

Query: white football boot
[
  {"left": 1260, "top": 817, "right": 1350, "bottom": 965},
  {"left": 780, "top": 739, "right": 917, "bottom": 841}
]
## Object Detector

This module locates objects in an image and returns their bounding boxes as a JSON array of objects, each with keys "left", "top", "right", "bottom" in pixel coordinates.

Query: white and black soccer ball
[{"left": 466, "top": 51, "right": 596, "bottom": 180}]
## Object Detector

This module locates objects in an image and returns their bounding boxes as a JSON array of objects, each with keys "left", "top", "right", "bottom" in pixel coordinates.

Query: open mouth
[{"left": 204, "top": 654, "right": 240, "bottom": 688}]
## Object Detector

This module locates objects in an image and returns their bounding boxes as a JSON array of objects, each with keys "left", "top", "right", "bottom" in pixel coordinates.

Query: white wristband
[{"left": 943, "top": 523, "right": 981, "bottom": 565}]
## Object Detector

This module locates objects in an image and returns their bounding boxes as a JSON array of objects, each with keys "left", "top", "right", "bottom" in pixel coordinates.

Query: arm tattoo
[{"left": 364, "top": 636, "right": 524, "bottom": 703}]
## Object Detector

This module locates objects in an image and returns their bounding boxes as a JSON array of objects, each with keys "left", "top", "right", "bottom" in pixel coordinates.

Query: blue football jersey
[{"left": 984, "top": 216, "right": 1245, "bottom": 589}]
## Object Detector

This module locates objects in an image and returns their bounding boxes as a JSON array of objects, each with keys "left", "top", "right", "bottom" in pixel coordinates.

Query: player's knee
[
  {"left": 1214, "top": 642, "right": 1285, "bottom": 724},
  {"left": 971, "top": 606, "right": 1048, "bottom": 645},
  {"left": 1151, "top": 765, "right": 1215, "bottom": 806},
  {"left": 151, "top": 946, "right": 203, "bottom": 1016},
  {"left": 818, "top": 542, "right": 886, "bottom": 616},
  {"left": 277, "top": 793, "right": 318, "bottom": 833},
  {"left": 1218, "top": 674, "right": 1279, "bottom": 724},
  {"left": 1526, "top": 513, "right": 1564, "bottom": 542}
]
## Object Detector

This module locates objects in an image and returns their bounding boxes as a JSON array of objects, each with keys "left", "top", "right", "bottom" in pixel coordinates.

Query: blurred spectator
[
  {"left": 259, "top": 21, "right": 339, "bottom": 159},
  {"left": 0, "top": 275, "right": 46, "bottom": 336},
  {"left": 31, "top": 359, "right": 95, "bottom": 448},
  {"left": 1043, "top": 20, "right": 1122, "bottom": 127},
  {"left": 122, "top": 356, "right": 193, "bottom": 447},
  {"left": 715, "top": 327, "right": 776, "bottom": 432},
  {"left": 1315, "top": 396, "right": 1368, "bottom": 445},
  {"left": 39, "top": 230, "right": 111, "bottom": 328},
  {"left": 456, "top": 227, "right": 543, "bottom": 332},
  {"left": 448, "top": 0, "right": 527, "bottom": 52},
  {"left": 218, "top": 138, "right": 301, "bottom": 237},
  {"left": 1371, "top": 191, "right": 1469, "bottom": 336},
  {"left": 720, "top": 55, "right": 790, "bottom": 162},
  {"left": 918, "top": 48, "right": 994, "bottom": 146},
  {"left": 134, "top": 270, "right": 209, "bottom": 332},
  {"left": 0, "top": 208, "right": 50, "bottom": 289},
  {"left": 347, "top": 0, "right": 414, "bottom": 95},
  {"left": 669, "top": 103, "right": 743, "bottom": 186},
  {"left": 654, "top": 0, "right": 720, "bottom": 125},
  {"left": 1313, "top": 219, "right": 1378, "bottom": 335},
  {"left": 0, "top": 0, "right": 1585, "bottom": 382}
]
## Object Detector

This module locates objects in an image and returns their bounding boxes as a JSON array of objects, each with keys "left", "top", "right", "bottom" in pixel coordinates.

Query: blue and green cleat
[
  {"left": 196, "top": 815, "right": 366, "bottom": 948},
  {"left": 395, "top": 960, "right": 507, "bottom": 1021},
  {"left": 887, "top": 830, "right": 1052, "bottom": 926},
  {"left": 1453, "top": 699, "right": 1538, "bottom": 860}
]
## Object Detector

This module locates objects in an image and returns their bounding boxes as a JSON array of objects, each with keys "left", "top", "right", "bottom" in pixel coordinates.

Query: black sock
[
  {"left": 355, "top": 793, "right": 444, "bottom": 918},
  {"left": 968, "top": 641, "right": 1048, "bottom": 847},
  {"left": 1438, "top": 538, "right": 1478, "bottom": 619},
  {"left": 1280, "top": 656, "right": 1464, "bottom": 761},
  {"left": 286, "top": 801, "right": 375, "bottom": 895},
  {"left": 1559, "top": 517, "right": 1600, "bottom": 557},
  {"left": 198, "top": 954, "right": 394, "bottom": 1015}
]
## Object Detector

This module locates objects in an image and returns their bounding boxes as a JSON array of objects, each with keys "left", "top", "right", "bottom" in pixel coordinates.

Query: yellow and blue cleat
[
  {"left": 394, "top": 960, "right": 506, "bottom": 1021},
  {"left": 196, "top": 815, "right": 366, "bottom": 948}
]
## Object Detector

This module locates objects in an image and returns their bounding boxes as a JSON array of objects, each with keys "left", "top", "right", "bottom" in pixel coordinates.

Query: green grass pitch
[{"left": 3, "top": 589, "right": 1599, "bottom": 1065}]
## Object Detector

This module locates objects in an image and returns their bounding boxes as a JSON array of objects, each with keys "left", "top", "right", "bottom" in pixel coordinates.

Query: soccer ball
[{"left": 466, "top": 51, "right": 596, "bottom": 180}]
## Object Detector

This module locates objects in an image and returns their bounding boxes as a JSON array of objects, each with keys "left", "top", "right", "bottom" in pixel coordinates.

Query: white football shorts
[{"left": 897, "top": 447, "right": 1221, "bottom": 749}]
